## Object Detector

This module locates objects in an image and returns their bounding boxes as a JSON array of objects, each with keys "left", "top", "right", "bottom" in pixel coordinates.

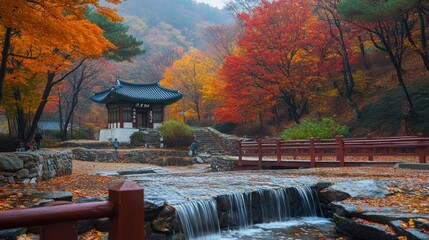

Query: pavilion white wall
[{"left": 99, "top": 128, "right": 139, "bottom": 142}]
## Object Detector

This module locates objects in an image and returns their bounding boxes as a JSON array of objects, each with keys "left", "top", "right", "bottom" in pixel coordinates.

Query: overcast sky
[{"left": 194, "top": 0, "right": 227, "bottom": 9}]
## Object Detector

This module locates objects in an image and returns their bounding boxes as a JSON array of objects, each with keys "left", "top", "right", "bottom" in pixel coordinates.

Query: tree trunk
[
  {"left": 358, "top": 36, "right": 370, "bottom": 69},
  {"left": 280, "top": 90, "right": 302, "bottom": 124},
  {"left": 25, "top": 72, "right": 55, "bottom": 142},
  {"left": 14, "top": 90, "right": 26, "bottom": 144},
  {"left": 0, "top": 27, "right": 12, "bottom": 102},
  {"left": 394, "top": 64, "right": 417, "bottom": 117}
]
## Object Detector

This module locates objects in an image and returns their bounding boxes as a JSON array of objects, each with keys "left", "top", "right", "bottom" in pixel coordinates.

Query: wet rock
[
  {"left": 194, "top": 157, "right": 204, "bottom": 164},
  {"left": 172, "top": 232, "right": 186, "bottom": 240},
  {"left": 94, "top": 218, "right": 109, "bottom": 232},
  {"left": 390, "top": 220, "right": 429, "bottom": 240},
  {"left": 32, "top": 191, "right": 73, "bottom": 201},
  {"left": 145, "top": 199, "right": 166, "bottom": 221},
  {"left": 118, "top": 169, "right": 157, "bottom": 175},
  {"left": 318, "top": 188, "right": 350, "bottom": 204},
  {"left": 415, "top": 219, "right": 429, "bottom": 231},
  {"left": 0, "top": 156, "right": 23, "bottom": 172},
  {"left": 146, "top": 232, "right": 168, "bottom": 240},
  {"left": 152, "top": 207, "right": 175, "bottom": 233},
  {"left": 7, "top": 176, "right": 15, "bottom": 184},
  {"left": 334, "top": 214, "right": 397, "bottom": 240},
  {"left": 28, "top": 199, "right": 54, "bottom": 208},
  {"left": 75, "top": 196, "right": 105, "bottom": 203},
  {"left": 15, "top": 169, "right": 30, "bottom": 179},
  {"left": 363, "top": 212, "right": 429, "bottom": 224},
  {"left": 0, "top": 228, "right": 26, "bottom": 240},
  {"left": 78, "top": 219, "right": 95, "bottom": 234},
  {"left": 326, "top": 180, "right": 390, "bottom": 199},
  {"left": 314, "top": 182, "right": 334, "bottom": 192}
]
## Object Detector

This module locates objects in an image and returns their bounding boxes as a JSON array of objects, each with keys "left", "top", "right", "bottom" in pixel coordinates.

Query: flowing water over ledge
[
  {"left": 124, "top": 169, "right": 351, "bottom": 239},
  {"left": 173, "top": 186, "right": 329, "bottom": 239}
]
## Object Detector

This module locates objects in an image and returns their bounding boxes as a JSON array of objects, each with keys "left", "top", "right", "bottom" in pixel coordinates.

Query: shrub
[
  {"left": 212, "top": 122, "right": 237, "bottom": 134},
  {"left": 281, "top": 118, "right": 349, "bottom": 139},
  {"left": 130, "top": 131, "right": 146, "bottom": 146},
  {"left": 159, "top": 120, "right": 194, "bottom": 148}
]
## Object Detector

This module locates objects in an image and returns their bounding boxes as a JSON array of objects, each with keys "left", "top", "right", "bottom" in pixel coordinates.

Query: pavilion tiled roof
[{"left": 90, "top": 80, "right": 183, "bottom": 104}]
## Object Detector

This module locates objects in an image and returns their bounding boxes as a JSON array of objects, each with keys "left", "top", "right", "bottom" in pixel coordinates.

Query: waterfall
[
  {"left": 223, "top": 192, "right": 252, "bottom": 229},
  {"left": 174, "top": 200, "right": 221, "bottom": 240},
  {"left": 175, "top": 186, "right": 323, "bottom": 239},
  {"left": 294, "top": 186, "right": 323, "bottom": 217}
]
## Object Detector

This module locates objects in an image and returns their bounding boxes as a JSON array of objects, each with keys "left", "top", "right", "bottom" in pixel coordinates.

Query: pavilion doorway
[{"left": 137, "top": 111, "right": 148, "bottom": 128}]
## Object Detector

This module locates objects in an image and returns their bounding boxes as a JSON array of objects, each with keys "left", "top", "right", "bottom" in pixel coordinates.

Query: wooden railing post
[
  {"left": 237, "top": 140, "right": 243, "bottom": 166},
  {"left": 316, "top": 137, "right": 322, "bottom": 161},
  {"left": 336, "top": 136, "right": 345, "bottom": 167},
  {"left": 310, "top": 138, "right": 316, "bottom": 168},
  {"left": 40, "top": 201, "right": 77, "bottom": 240},
  {"left": 257, "top": 139, "right": 262, "bottom": 168},
  {"left": 417, "top": 133, "right": 427, "bottom": 163},
  {"left": 109, "top": 181, "right": 145, "bottom": 240},
  {"left": 367, "top": 134, "right": 374, "bottom": 161},
  {"left": 276, "top": 139, "right": 281, "bottom": 163}
]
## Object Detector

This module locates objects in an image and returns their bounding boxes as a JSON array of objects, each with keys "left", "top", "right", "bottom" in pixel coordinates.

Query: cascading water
[
  {"left": 222, "top": 192, "right": 252, "bottom": 229},
  {"left": 174, "top": 200, "right": 221, "bottom": 240},
  {"left": 175, "top": 186, "right": 323, "bottom": 239}
]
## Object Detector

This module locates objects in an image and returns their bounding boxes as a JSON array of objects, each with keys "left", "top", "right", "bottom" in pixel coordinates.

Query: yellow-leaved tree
[{"left": 162, "top": 49, "right": 223, "bottom": 124}]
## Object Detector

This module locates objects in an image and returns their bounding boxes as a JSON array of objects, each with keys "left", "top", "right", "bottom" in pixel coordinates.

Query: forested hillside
[{"left": 1, "top": 0, "right": 428, "bottom": 145}]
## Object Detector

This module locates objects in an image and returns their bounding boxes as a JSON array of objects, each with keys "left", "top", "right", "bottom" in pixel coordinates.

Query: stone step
[{"left": 193, "top": 128, "right": 228, "bottom": 156}]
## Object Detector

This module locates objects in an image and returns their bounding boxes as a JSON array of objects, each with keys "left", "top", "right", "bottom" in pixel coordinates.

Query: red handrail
[
  {"left": 237, "top": 135, "right": 429, "bottom": 168},
  {"left": 0, "top": 181, "right": 145, "bottom": 240},
  {"left": 0, "top": 201, "right": 114, "bottom": 229}
]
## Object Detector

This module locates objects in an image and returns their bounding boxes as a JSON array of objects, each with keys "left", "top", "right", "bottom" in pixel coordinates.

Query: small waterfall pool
[
  {"left": 219, "top": 217, "right": 341, "bottom": 239},
  {"left": 174, "top": 186, "right": 344, "bottom": 240}
]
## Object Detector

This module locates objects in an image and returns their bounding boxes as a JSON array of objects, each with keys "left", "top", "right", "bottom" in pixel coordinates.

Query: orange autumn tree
[
  {"left": 0, "top": 0, "right": 121, "bottom": 101},
  {"left": 220, "top": 0, "right": 337, "bottom": 124},
  {"left": 0, "top": 0, "right": 122, "bottom": 142},
  {"left": 162, "top": 49, "right": 221, "bottom": 124}
]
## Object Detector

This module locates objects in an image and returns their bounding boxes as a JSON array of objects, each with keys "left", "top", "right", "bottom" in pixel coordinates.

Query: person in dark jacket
[
  {"left": 34, "top": 133, "right": 43, "bottom": 150},
  {"left": 112, "top": 138, "right": 120, "bottom": 151},
  {"left": 189, "top": 141, "right": 198, "bottom": 156}
]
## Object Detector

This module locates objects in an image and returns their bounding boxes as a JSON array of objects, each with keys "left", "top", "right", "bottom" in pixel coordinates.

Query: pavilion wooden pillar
[{"left": 119, "top": 106, "right": 124, "bottom": 128}]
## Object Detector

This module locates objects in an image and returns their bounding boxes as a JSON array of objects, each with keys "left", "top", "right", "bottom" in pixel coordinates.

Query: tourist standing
[
  {"left": 112, "top": 138, "right": 120, "bottom": 151},
  {"left": 34, "top": 133, "right": 43, "bottom": 150}
]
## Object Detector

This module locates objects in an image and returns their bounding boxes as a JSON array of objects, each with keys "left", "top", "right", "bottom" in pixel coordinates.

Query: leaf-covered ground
[{"left": 1, "top": 160, "right": 428, "bottom": 240}]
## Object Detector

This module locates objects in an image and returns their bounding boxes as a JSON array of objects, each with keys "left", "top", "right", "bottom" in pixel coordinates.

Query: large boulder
[
  {"left": 334, "top": 214, "right": 397, "bottom": 240},
  {"left": 323, "top": 180, "right": 390, "bottom": 199},
  {"left": 0, "top": 156, "right": 23, "bottom": 172}
]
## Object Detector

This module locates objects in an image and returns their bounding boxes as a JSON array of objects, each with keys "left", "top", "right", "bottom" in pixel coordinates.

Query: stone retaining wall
[
  {"left": 210, "top": 156, "right": 236, "bottom": 172},
  {"left": 0, "top": 150, "right": 73, "bottom": 186},
  {"left": 206, "top": 127, "right": 244, "bottom": 156},
  {"left": 72, "top": 148, "right": 191, "bottom": 166}
]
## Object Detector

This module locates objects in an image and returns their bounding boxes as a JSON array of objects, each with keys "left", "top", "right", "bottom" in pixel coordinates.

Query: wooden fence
[
  {"left": 237, "top": 134, "right": 429, "bottom": 168},
  {"left": 0, "top": 181, "right": 145, "bottom": 240}
]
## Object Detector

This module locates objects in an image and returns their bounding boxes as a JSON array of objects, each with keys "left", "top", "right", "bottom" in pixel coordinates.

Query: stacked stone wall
[
  {"left": 0, "top": 150, "right": 73, "bottom": 186},
  {"left": 72, "top": 148, "right": 191, "bottom": 166},
  {"left": 206, "top": 127, "right": 244, "bottom": 156}
]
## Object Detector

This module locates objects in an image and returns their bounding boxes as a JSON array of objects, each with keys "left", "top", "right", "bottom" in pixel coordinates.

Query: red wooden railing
[
  {"left": 237, "top": 134, "right": 429, "bottom": 168},
  {"left": 0, "top": 181, "right": 145, "bottom": 240}
]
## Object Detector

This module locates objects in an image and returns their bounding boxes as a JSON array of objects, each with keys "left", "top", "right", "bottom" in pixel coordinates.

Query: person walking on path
[
  {"left": 112, "top": 138, "right": 120, "bottom": 152},
  {"left": 189, "top": 141, "right": 198, "bottom": 157},
  {"left": 34, "top": 133, "right": 43, "bottom": 150}
]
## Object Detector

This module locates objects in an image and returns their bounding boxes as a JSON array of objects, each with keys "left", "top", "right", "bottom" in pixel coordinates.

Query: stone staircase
[{"left": 194, "top": 128, "right": 228, "bottom": 156}]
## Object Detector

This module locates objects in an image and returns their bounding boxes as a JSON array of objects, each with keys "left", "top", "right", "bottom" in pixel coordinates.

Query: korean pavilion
[{"left": 90, "top": 79, "right": 183, "bottom": 142}]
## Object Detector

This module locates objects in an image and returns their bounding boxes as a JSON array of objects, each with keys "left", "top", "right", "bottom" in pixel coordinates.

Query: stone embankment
[
  {"left": 0, "top": 150, "right": 72, "bottom": 186},
  {"left": 318, "top": 180, "right": 429, "bottom": 240},
  {"left": 72, "top": 148, "right": 192, "bottom": 166}
]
